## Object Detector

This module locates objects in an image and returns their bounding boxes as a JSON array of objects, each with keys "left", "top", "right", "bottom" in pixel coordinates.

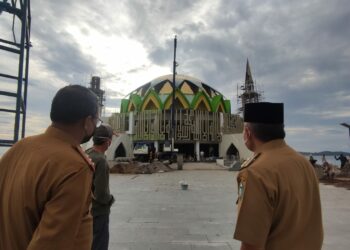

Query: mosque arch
[
  {"left": 127, "top": 94, "right": 142, "bottom": 112},
  {"left": 196, "top": 101, "right": 209, "bottom": 111},
  {"left": 114, "top": 143, "right": 126, "bottom": 158},
  {"left": 164, "top": 90, "right": 190, "bottom": 110},
  {"left": 141, "top": 90, "right": 162, "bottom": 111},
  {"left": 212, "top": 95, "right": 227, "bottom": 113},
  {"left": 128, "top": 102, "right": 136, "bottom": 112},
  {"left": 223, "top": 100, "right": 231, "bottom": 113},
  {"left": 191, "top": 92, "right": 212, "bottom": 111},
  {"left": 143, "top": 99, "right": 158, "bottom": 110},
  {"left": 226, "top": 143, "right": 239, "bottom": 160},
  {"left": 120, "top": 99, "right": 129, "bottom": 113},
  {"left": 216, "top": 103, "right": 225, "bottom": 113},
  {"left": 119, "top": 74, "right": 232, "bottom": 113}
]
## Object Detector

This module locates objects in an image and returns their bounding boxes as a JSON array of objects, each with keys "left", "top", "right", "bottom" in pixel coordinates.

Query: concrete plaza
[{"left": 108, "top": 163, "right": 350, "bottom": 250}]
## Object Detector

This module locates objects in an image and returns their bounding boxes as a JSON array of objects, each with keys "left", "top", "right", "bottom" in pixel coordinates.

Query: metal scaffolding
[
  {"left": 0, "top": 0, "right": 31, "bottom": 147},
  {"left": 237, "top": 59, "right": 263, "bottom": 114}
]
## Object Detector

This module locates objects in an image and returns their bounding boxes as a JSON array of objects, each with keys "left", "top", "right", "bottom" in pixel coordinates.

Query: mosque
[{"left": 91, "top": 60, "right": 261, "bottom": 162}]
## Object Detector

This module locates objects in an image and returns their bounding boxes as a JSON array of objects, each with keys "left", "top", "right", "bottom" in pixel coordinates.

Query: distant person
[
  {"left": 148, "top": 144, "right": 156, "bottom": 163},
  {"left": 200, "top": 151, "right": 205, "bottom": 161},
  {"left": 309, "top": 155, "right": 317, "bottom": 167},
  {"left": 0, "top": 85, "right": 99, "bottom": 249},
  {"left": 234, "top": 102, "right": 323, "bottom": 250},
  {"left": 321, "top": 154, "right": 327, "bottom": 164},
  {"left": 323, "top": 162, "right": 335, "bottom": 180},
  {"left": 86, "top": 124, "right": 116, "bottom": 250},
  {"left": 334, "top": 154, "right": 348, "bottom": 169}
]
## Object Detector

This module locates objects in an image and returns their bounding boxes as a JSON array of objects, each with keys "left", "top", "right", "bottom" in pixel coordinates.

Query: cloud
[
  {"left": 0, "top": 0, "right": 349, "bottom": 153},
  {"left": 296, "top": 107, "right": 350, "bottom": 119}
]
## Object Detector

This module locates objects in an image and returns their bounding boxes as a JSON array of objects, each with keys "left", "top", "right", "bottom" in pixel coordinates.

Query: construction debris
[
  {"left": 109, "top": 160, "right": 174, "bottom": 174},
  {"left": 313, "top": 162, "right": 350, "bottom": 190}
]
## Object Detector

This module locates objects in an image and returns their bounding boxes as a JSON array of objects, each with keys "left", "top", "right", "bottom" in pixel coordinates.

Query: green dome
[{"left": 120, "top": 74, "right": 231, "bottom": 113}]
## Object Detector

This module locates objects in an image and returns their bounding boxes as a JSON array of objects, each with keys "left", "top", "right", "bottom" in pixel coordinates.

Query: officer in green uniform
[
  {"left": 234, "top": 102, "right": 323, "bottom": 250},
  {"left": 86, "top": 124, "right": 116, "bottom": 250}
]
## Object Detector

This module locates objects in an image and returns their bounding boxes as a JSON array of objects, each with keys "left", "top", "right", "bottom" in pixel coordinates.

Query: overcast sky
[{"left": 1, "top": 0, "right": 349, "bottom": 155}]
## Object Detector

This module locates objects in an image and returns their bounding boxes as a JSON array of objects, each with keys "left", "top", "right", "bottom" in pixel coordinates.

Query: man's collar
[
  {"left": 254, "top": 139, "right": 286, "bottom": 154},
  {"left": 45, "top": 125, "right": 79, "bottom": 146}
]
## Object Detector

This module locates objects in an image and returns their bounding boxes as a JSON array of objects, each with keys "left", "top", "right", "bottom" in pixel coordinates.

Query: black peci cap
[{"left": 244, "top": 102, "right": 284, "bottom": 124}]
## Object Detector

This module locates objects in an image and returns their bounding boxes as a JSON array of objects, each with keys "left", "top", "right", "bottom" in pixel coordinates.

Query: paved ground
[{"left": 108, "top": 163, "right": 350, "bottom": 250}]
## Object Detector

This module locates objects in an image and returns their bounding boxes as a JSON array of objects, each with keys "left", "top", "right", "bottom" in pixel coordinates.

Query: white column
[
  {"left": 154, "top": 141, "right": 159, "bottom": 153},
  {"left": 195, "top": 141, "right": 200, "bottom": 162},
  {"left": 128, "top": 111, "right": 134, "bottom": 135}
]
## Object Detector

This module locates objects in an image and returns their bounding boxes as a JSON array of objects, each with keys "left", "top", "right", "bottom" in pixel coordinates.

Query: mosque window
[
  {"left": 180, "top": 82, "right": 194, "bottom": 94},
  {"left": 144, "top": 100, "right": 157, "bottom": 110},
  {"left": 159, "top": 81, "right": 173, "bottom": 94},
  {"left": 129, "top": 103, "right": 136, "bottom": 112},
  {"left": 217, "top": 104, "right": 224, "bottom": 113},
  {"left": 174, "top": 98, "right": 185, "bottom": 109},
  {"left": 197, "top": 101, "right": 209, "bottom": 111},
  {"left": 153, "top": 80, "right": 167, "bottom": 93}
]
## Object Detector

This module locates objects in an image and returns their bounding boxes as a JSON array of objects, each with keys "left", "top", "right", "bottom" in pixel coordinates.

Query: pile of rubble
[
  {"left": 320, "top": 178, "right": 350, "bottom": 190},
  {"left": 109, "top": 159, "right": 174, "bottom": 174},
  {"left": 314, "top": 162, "right": 350, "bottom": 190}
]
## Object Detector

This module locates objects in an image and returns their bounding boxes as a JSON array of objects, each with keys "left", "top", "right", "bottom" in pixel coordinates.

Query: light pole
[{"left": 171, "top": 35, "right": 177, "bottom": 155}]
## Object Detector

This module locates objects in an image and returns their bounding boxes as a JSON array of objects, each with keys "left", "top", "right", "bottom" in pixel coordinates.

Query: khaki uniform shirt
[
  {"left": 234, "top": 139, "right": 323, "bottom": 250},
  {"left": 0, "top": 126, "right": 94, "bottom": 250}
]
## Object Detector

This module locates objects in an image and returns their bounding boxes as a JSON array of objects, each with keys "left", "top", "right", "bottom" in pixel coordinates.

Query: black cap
[
  {"left": 244, "top": 102, "right": 284, "bottom": 124},
  {"left": 93, "top": 124, "right": 113, "bottom": 140}
]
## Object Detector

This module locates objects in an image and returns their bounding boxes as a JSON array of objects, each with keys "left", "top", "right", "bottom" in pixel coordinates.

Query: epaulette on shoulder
[
  {"left": 74, "top": 145, "right": 95, "bottom": 172},
  {"left": 240, "top": 153, "right": 261, "bottom": 171}
]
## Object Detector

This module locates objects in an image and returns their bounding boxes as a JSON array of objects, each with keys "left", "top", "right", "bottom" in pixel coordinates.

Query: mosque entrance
[
  {"left": 226, "top": 143, "right": 239, "bottom": 160},
  {"left": 114, "top": 143, "right": 126, "bottom": 158},
  {"left": 200, "top": 143, "right": 219, "bottom": 161},
  {"left": 174, "top": 143, "right": 195, "bottom": 161}
]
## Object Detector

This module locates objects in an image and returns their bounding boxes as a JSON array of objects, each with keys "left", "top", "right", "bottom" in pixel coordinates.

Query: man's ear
[
  {"left": 244, "top": 125, "right": 251, "bottom": 138},
  {"left": 83, "top": 116, "right": 92, "bottom": 130}
]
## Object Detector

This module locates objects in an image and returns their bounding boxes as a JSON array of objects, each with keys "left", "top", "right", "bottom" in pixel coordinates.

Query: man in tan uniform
[
  {"left": 0, "top": 85, "right": 100, "bottom": 250},
  {"left": 234, "top": 102, "right": 323, "bottom": 250}
]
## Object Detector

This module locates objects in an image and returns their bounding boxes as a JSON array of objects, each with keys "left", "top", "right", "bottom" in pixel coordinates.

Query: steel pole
[
  {"left": 171, "top": 35, "right": 177, "bottom": 155},
  {"left": 14, "top": 0, "right": 28, "bottom": 142}
]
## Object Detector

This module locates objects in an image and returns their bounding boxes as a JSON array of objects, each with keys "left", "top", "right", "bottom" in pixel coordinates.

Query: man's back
[
  {"left": 234, "top": 140, "right": 323, "bottom": 250},
  {"left": 0, "top": 126, "right": 93, "bottom": 250},
  {"left": 86, "top": 148, "right": 113, "bottom": 216}
]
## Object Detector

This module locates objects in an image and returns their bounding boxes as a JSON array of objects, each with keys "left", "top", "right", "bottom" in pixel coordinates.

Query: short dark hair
[
  {"left": 50, "top": 85, "right": 98, "bottom": 124},
  {"left": 247, "top": 123, "right": 286, "bottom": 142}
]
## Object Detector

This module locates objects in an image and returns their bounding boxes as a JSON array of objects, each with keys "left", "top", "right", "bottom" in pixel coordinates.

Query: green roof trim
[
  {"left": 211, "top": 95, "right": 227, "bottom": 113},
  {"left": 120, "top": 99, "right": 129, "bottom": 113},
  {"left": 129, "top": 94, "right": 142, "bottom": 112},
  {"left": 163, "top": 89, "right": 191, "bottom": 109},
  {"left": 224, "top": 100, "right": 231, "bottom": 113},
  {"left": 191, "top": 91, "right": 213, "bottom": 111},
  {"left": 141, "top": 89, "right": 164, "bottom": 110}
]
